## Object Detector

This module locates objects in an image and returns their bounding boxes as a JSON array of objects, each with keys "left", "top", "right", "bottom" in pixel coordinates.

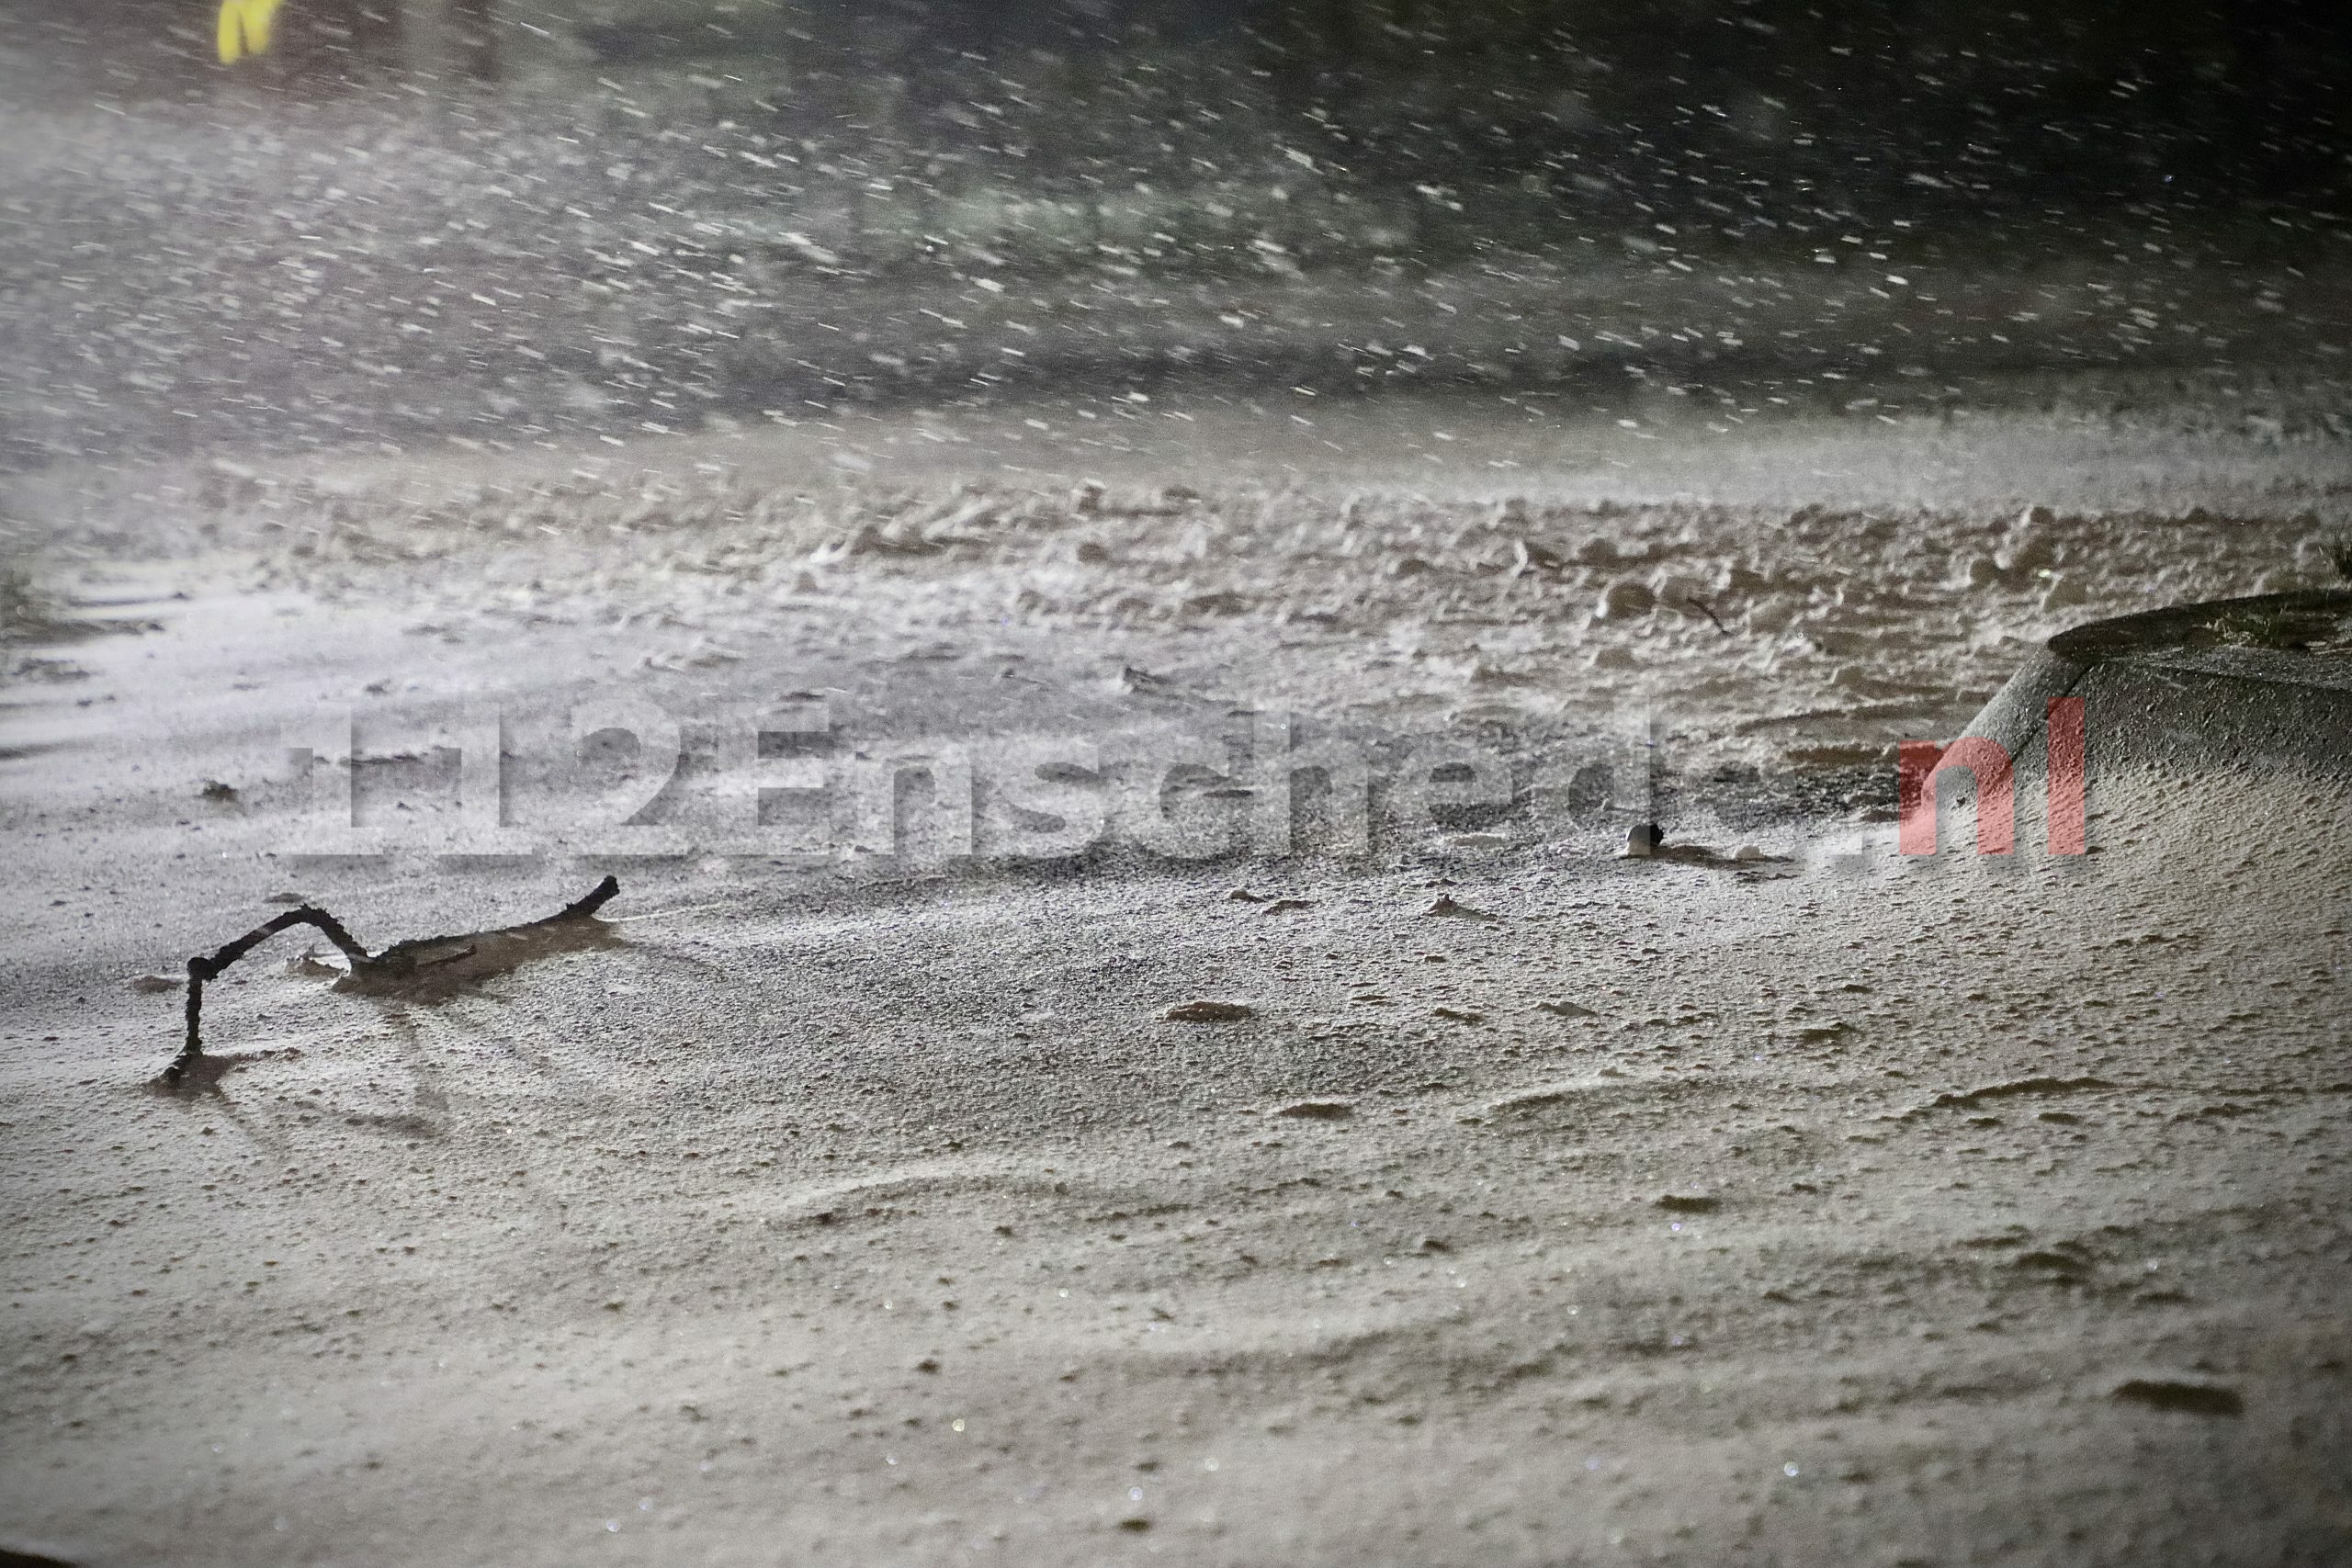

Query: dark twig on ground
[
  {"left": 1681, "top": 594, "right": 1733, "bottom": 636},
  {"left": 165, "top": 876, "right": 620, "bottom": 1082}
]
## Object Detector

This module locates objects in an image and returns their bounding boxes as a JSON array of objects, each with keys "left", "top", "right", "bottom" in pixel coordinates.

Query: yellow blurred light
[{"left": 217, "top": 0, "right": 283, "bottom": 65}]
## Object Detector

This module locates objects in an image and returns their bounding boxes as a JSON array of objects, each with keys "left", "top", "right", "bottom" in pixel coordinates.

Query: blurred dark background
[
  {"left": 31, "top": 1, "right": 2350, "bottom": 200},
  {"left": 37, "top": 2, "right": 2352, "bottom": 196},
  {"left": 5, "top": 2, "right": 2346, "bottom": 469}
]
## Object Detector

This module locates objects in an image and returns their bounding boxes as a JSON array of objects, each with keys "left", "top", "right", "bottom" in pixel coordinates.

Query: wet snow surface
[
  {"left": 5, "top": 64, "right": 2352, "bottom": 1568},
  {"left": 6, "top": 392, "right": 2351, "bottom": 1567}
]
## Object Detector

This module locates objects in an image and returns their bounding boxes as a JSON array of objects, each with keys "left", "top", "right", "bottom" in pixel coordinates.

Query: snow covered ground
[{"left": 4, "top": 381, "right": 2350, "bottom": 1565}]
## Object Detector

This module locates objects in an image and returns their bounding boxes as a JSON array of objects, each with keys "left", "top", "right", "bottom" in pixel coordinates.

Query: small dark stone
[{"left": 2112, "top": 1378, "right": 2243, "bottom": 1416}]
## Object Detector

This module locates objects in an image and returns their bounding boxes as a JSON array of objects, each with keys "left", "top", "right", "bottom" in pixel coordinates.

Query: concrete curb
[{"left": 1956, "top": 589, "right": 2352, "bottom": 783}]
